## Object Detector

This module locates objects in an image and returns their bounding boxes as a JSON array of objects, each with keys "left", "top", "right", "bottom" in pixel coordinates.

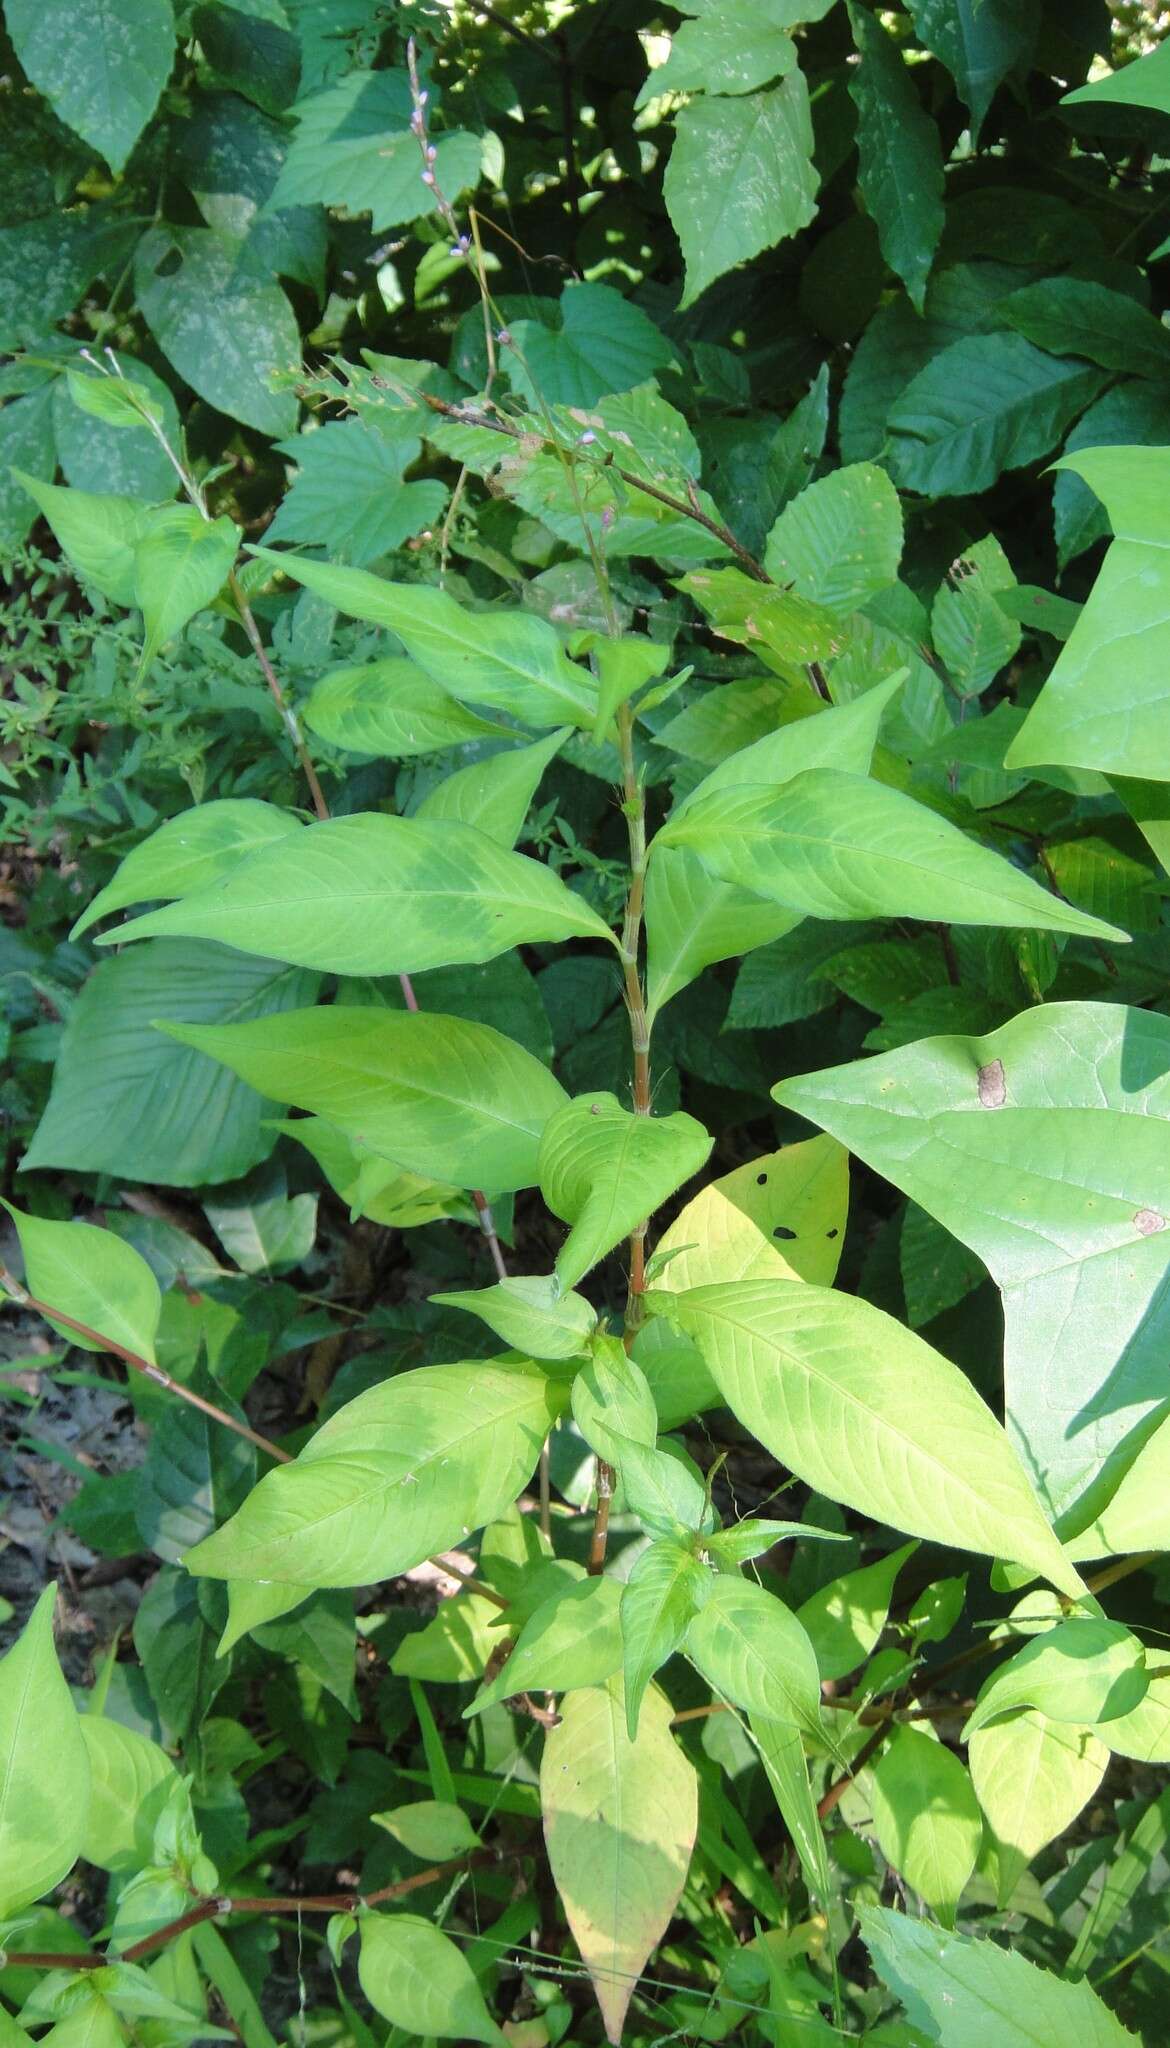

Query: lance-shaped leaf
[
  {"left": 1007, "top": 446, "right": 1170, "bottom": 781},
  {"left": 969, "top": 1710, "right": 1109, "bottom": 1905},
  {"left": 870, "top": 1725, "right": 982, "bottom": 1927},
  {"left": 657, "top": 768, "right": 1125, "bottom": 941},
  {"left": 97, "top": 814, "right": 616, "bottom": 976},
  {"left": 620, "top": 1541, "right": 706, "bottom": 1738},
  {"left": 962, "top": 1619, "right": 1147, "bottom": 1739},
  {"left": 797, "top": 1541, "right": 917, "bottom": 1683},
  {"left": 905, "top": 0, "right": 1039, "bottom": 140},
  {"left": 416, "top": 728, "right": 569, "bottom": 848},
  {"left": 644, "top": 848, "right": 799, "bottom": 1022},
  {"left": 847, "top": 1, "right": 944, "bottom": 311},
  {"left": 134, "top": 508, "right": 240, "bottom": 667},
  {"left": 1067, "top": 1411, "right": 1170, "bottom": 1562},
  {"left": 467, "top": 1577, "right": 624, "bottom": 1715},
  {"left": 570, "top": 1339, "right": 658, "bottom": 1466},
  {"left": 433, "top": 1276, "right": 596, "bottom": 1360},
  {"left": 0, "top": 1586, "right": 90, "bottom": 1915},
  {"left": 669, "top": 665, "right": 906, "bottom": 827},
  {"left": 78, "top": 1718, "right": 180, "bottom": 1875},
  {"left": 686, "top": 1575, "right": 823, "bottom": 1738},
  {"left": 359, "top": 1915, "right": 505, "bottom": 2048},
  {"left": 652, "top": 1279, "right": 1083, "bottom": 1596},
  {"left": 750, "top": 1715, "right": 830, "bottom": 1905},
  {"left": 71, "top": 802, "right": 303, "bottom": 940},
  {"left": 775, "top": 1002, "right": 1170, "bottom": 1525},
  {"left": 539, "top": 1092, "right": 712, "bottom": 1290},
  {"left": 158, "top": 1007, "right": 567, "bottom": 1194},
  {"left": 3, "top": 1201, "right": 161, "bottom": 1363},
  {"left": 9, "top": 472, "right": 151, "bottom": 606},
  {"left": 303, "top": 658, "right": 512, "bottom": 759},
  {"left": 541, "top": 1679, "right": 697, "bottom": 2043},
  {"left": 184, "top": 1357, "right": 568, "bottom": 1586},
  {"left": 248, "top": 547, "right": 597, "bottom": 730}
]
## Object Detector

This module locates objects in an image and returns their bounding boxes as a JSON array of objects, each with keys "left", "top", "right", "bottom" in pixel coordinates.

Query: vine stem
[{"left": 11, "top": 1849, "right": 503, "bottom": 1973}]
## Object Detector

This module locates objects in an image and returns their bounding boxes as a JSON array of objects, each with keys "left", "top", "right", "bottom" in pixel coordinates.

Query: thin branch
[{"left": 228, "top": 572, "right": 329, "bottom": 821}]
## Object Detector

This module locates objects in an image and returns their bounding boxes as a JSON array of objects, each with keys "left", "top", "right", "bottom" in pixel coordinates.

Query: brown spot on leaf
[
  {"left": 978, "top": 1059, "right": 1006, "bottom": 1108},
  {"left": 1134, "top": 1209, "right": 1166, "bottom": 1237}
]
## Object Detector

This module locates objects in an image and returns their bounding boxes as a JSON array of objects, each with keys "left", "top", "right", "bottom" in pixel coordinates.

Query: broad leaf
[
  {"left": 358, "top": 1915, "right": 504, "bottom": 2047},
  {"left": 4, "top": 1201, "right": 161, "bottom": 1362},
  {"left": 134, "top": 508, "right": 241, "bottom": 666},
  {"left": 764, "top": 461, "right": 903, "bottom": 612},
  {"left": 539, "top": 1092, "right": 712, "bottom": 1289},
  {"left": 184, "top": 1357, "right": 567, "bottom": 1585},
  {"left": 685, "top": 1575, "right": 823, "bottom": 1737},
  {"left": 271, "top": 69, "right": 481, "bottom": 231},
  {"left": 1001, "top": 278, "right": 1170, "bottom": 382},
  {"left": 665, "top": 73, "right": 818, "bottom": 310},
  {"left": 506, "top": 282, "right": 673, "bottom": 407},
  {"left": 653, "top": 1279, "right": 1083, "bottom": 1595},
  {"left": 658, "top": 768, "right": 1123, "bottom": 940},
  {"left": 797, "top": 1542, "right": 916, "bottom": 1683},
  {"left": 637, "top": 2, "right": 795, "bottom": 102},
  {"left": 136, "top": 227, "right": 299, "bottom": 437},
  {"left": 5, "top": 0, "right": 174, "bottom": 171},
  {"left": 969, "top": 1710, "right": 1109, "bottom": 1904},
  {"left": 870, "top": 1725, "right": 982, "bottom": 1926},
  {"left": 847, "top": 1, "right": 945, "bottom": 311},
  {"left": 266, "top": 419, "right": 447, "bottom": 565},
  {"left": 0, "top": 1586, "right": 89, "bottom": 1915},
  {"left": 303, "top": 659, "right": 511, "bottom": 759},
  {"left": 776, "top": 1003, "right": 1170, "bottom": 1524},
  {"left": 23, "top": 942, "right": 319, "bottom": 1188},
  {"left": 570, "top": 1340, "right": 658, "bottom": 1466},
  {"left": 77, "top": 1718, "right": 180, "bottom": 1875},
  {"left": 887, "top": 333, "right": 1104, "bottom": 499},
  {"left": 160, "top": 1005, "right": 567, "bottom": 1193},
  {"left": 1008, "top": 446, "right": 1170, "bottom": 781},
  {"left": 541, "top": 1679, "right": 697, "bottom": 2043},
  {"left": 905, "top": 0, "right": 1039, "bottom": 139},
  {"left": 249, "top": 548, "right": 598, "bottom": 730},
  {"left": 99, "top": 814, "right": 616, "bottom": 974},
  {"left": 72, "top": 802, "right": 303, "bottom": 940},
  {"left": 467, "top": 1577, "right": 624, "bottom": 1714},
  {"left": 859, "top": 1903, "right": 1137, "bottom": 2047},
  {"left": 416, "top": 729, "right": 569, "bottom": 848},
  {"left": 962, "top": 1619, "right": 1147, "bottom": 1738},
  {"left": 620, "top": 1541, "right": 706, "bottom": 1739},
  {"left": 10, "top": 473, "right": 150, "bottom": 606},
  {"left": 433, "top": 1276, "right": 595, "bottom": 1360},
  {"left": 644, "top": 848, "right": 798, "bottom": 1022}
]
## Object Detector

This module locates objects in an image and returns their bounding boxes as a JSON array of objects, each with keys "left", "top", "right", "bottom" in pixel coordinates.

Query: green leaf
[
  {"left": 135, "top": 1373, "right": 256, "bottom": 1559},
  {"left": 1090, "top": 1671, "right": 1170, "bottom": 1766},
  {"left": 887, "top": 333, "right": 1104, "bottom": 498},
  {"left": 1008, "top": 446, "right": 1170, "bottom": 781},
  {"left": 870, "top": 1726, "right": 983, "bottom": 1926},
  {"left": 506, "top": 283, "right": 673, "bottom": 407},
  {"left": 4, "top": 1201, "right": 161, "bottom": 1363},
  {"left": 763, "top": 462, "right": 903, "bottom": 613},
  {"left": 0, "top": 1586, "right": 89, "bottom": 1915},
  {"left": 847, "top": 2, "right": 944, "bottom": 311},
  {"left": 931, "top": 537, "right": 1022, "bottom": 698},
  {"left": 203, "top": 1165, "right": 317, "bottom": 1276},
  {"left": 0, "top": 391, "right": 56, "bottom": 552},
  {"left": 686, "top": 1575, "right": 822, "bottom": 1737},
  {"left": 184, "top": 1356, "right": 567, "bottom": 1585},
  {"left": 416, "top": 729, "right": 569, "bottom": 848},
  {"left": 432, "top": 1276, "right": 595, "bottom": 1361},
  {"left": 358, "top": 1914, "right": 504, "bottom": 2048},
  {"left": 100, "top": 813, "right": 615, "bottom": 974},
  {"left": 620, "top": 1541, "right": 706, "bottom": 1739},
  {"left": 160, "top": 1005, "right": 566, "bottom": 1193},
  {"left": 654, "top": 1280, "right": 1083, "bottom": 1595},
  {"left": 303, "top": 658, "right": 510, "bottom": 759},
  {"left": 271, "top": 70, "right": 482, "bottom": 231},
  {"left": 539, "top": 1092, "right": 712, "bottom": 1289},
  {"left": 1000, "top": 278, "right": 1170, "bottom": 382},
  {"left": 969, "top": 1710, "right": 1108, "bottom": 1905},
  {"left": 678, "top": 564, "right": 844, "bottom": 667},
  {"left": 571, "top": 1339, "right": 658, "bottom": 1466},
  {"left": 659, "top": 768, "right": 1123, "bottom": 940},
  {"left": 23, "top": 942, "right": 319, "bottom": 1188},
  {"left": 540, "top": 1679, "right": 698, "bottom": 2043},
  {"left": 644, "top": 848, "right": 799, "bottom": 1022},
  {"left": 9, "top": 473, "right": 151, "bottom": 606},
  {"left": 136, "top": 228, "right": 299, "bottom": 437},
  {"left": 72, "top": 802, "right": 303, "bottom": 941},
  {"left": 1062, "top": 35, "right": 1170, "bottom": 117},
  {"left": 642, "top": 2, "right": 796, "bottom": 99},
  {"left": 1067, "top": 1409, "right": 1170, "bottom": 1562},
  {"left": 797, "top": 1542, "right": 916, "bottom": 1683},
  {"left": 265, "top": 420, "right": 447, "bottom": 565},
  {"left": 750, "top": 1714, "right": 831, "bottom": 1905},
  {"left": 371, "top": 1801, "right": 481, "bottom": 1861},
  {"left": 665, "top": 73, "right": 818, "bottom": 310},
  {"left": 1055, "top": 386, "right": 1170, "bottom": 567},
  {"left": 249, "top": 548, "right": 597, "bottom": 731},
  {"left": 4, "top": 0, "right": 174, "bottom": 171},
  {"left": 77, "top": 1718, "right": 180, "bottom": 1875},
  {"left": 468, "top": 1577, "right": 624, "bottom": 1715},
  {"left": 54, "top": 359, "right": 181, "bottom": 500},
  {"left": 134, "top": 509, "right": 241, "bottom": 667},
  {"left": 962, "top": 1619, "right": 1147, "bottom": 1738},
  {"left": 775, "top": 1003, "right": 1170, "bottom": 1525},
  {"left": 859, "top": 1902, "right": 1137, "bottom": 2047},
  {"left": 904, "top": 0, "right": 1039, "bottom": 139}
]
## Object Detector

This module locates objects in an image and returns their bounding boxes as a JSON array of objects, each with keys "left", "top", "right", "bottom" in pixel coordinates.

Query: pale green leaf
[
  {"left": 763, "top": 462, "right": 903, "bottom": 613},
  {"left": 4, "top": 1201, "right": 161, "bottom": 1363},
  {"left": 644, "top": 847, "right": 799, "bottom": 1022},
  {"left": 271, "top": 70, "right": 482, "bottom": 230},
  {"left": 5, "top": 0, "right": 174, "bottom": 171},
  {"left": 539, "top": 1092, "right": 712, "bottom": 1289},
  {"left": 72, "top": 802, "right": 303, "bottom": 941},
  {"left": 750, "top": 1714, "right": 831, "bottom": 1905},
  {"left": 388, "top": 1594, "right": 500, "bottom": 1683},
  {"left": 467, "top": 1577, "right": 624, "bottom": 1715},
  {"left": 134, "top": 508, "right": 240, "bottom": 666},
  {"left": 9, "top": 473, "right": 151, "bottom": 606},
  {"left": 870, "top": 1725, "right": 982, "bottom": 1926},
  {"left": 797, "top": 1542, "right": 916, "bottom": 1683},
  {"left": 686, "top": 1575, "right": 822, "bottom": 1737},
  {"left": 669, "top": 665, "right": 906, "bottom": 826},
  {"left": 962, "top": 1619, "right": 1147, "bottom": 1738},
  {"left": 506, "top": 283, "right": 673, "bottom": 407},
  {"left": 620, "top": 1541, "right": 705, "bottom": 1738},
  {"left": 371, "top": 1801, "right": 481, "bottom": 1861},
  {"left": 158, "top": 1005, "right": 566, "bottom": 1193},
  {"left": 432, "top": 1276, "right": 595, "bottom": 1360},
  {"left": 1067, "top": 1410, "right": 1170, "bottom": 1562},
  {"left": 303, "top": 658, "right": 511, "bottom": 759},
  {"left": 775, "top": 1003, "right": 1170, "bottom": 1525},
  {"left": 77, "top": 1719, "right": 179, "bottom": 1875},
  {"left": 969, "top": 1710, "right": 1108, "bottom": 1904},
  {"left": 665, "top": 74, "right": 818, "bottom": 310},
  {"left": 358, "top": 1914, "right": 504, "bottom": 2048},
  {"left": 416, "top": 729, "right": 569, "bottom": 848},
  {"left": 540, "top": 1679, "right": 698, "bottom": 2043},
  {"left": 98, "top": 814, "right": 616, "bottom": 974},
  {"left": 654, "top": 1279, "right": 1083, "bottom": 1596},
  {"left": 1090, "top": 1671, "right": 1170, "bottom": 1765},
  {"left": 184, "top": 1357, "right": 568, "bottom": 1585},
  {"left": 638, "top": 2, "right": 794, "bottom": 102},
  {"left": 847, "top": 1, "right": 944, "bottom": 312},
  {"left": 249, "top": 547, "right": 598, "bottom": 730},
  {"left": 55, "top": 359, "right": 180, "bottom": 500},
  {"left": 0, "top": 1586, "right": 90, "bottom": 1915}
]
